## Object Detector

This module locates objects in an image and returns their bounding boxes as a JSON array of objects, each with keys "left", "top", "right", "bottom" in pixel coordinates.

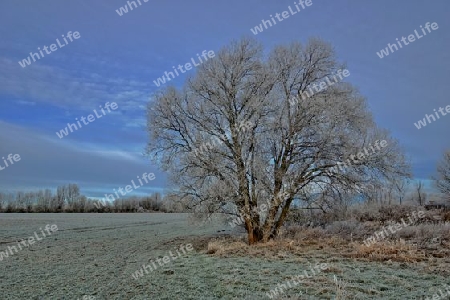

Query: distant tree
[
  {"left": 77, "top": 195, "right": 87, "bottom": 212},
  {"left": 113, "top": 199, "right": 121, "bottom": 212},
  {"left": 35, "top": 190, "right": 45, "bottom": 212},
  {"left": 6, "top": 196, "right": 16, "bottom": 212},
  {"left": 0, "top": 192, "right": 4, "bottom": 211},
  {"left": 23, "top": 192, "right": 35, "bottom": 212},
  {"left": 394, "top": 179, "right": 409, "bottom": 205},
  {"left": 50, "top": 194, "right": 59, "bottom": 212},
  {"left": 66, "top": 184, "right": 80, "bottom": 212},
  {"left": 56, "top": 185, "right": 67, "bottom": 211},
  {"left": 434, "top": 150, "right": 450, "bottom": 201},
  {"left": 44, "top": 189, "right": 52, "bottom": 212},
  {"left": 15, "top": 191, "right": 26, "bottom": 212},
  {"left": 415, "top": 181, "right": 426, "bottom": 206}
]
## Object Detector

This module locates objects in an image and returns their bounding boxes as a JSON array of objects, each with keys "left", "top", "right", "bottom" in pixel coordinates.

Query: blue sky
[{"left": 0, "top": 0, "right": 449, "bottom": 197}]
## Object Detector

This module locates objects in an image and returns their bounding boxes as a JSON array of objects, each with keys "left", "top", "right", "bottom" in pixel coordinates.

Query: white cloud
[
  {"left": 0, "top": 121, "right": 165, "bottom": 196},
  {"left": 0, "top": 57, "right": 151, "bottom": 112}
]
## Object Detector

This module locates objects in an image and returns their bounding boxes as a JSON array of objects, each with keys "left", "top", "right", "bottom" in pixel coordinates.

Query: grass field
[{"left": 0, "top": 213, "right": 448, "bottom": 299}]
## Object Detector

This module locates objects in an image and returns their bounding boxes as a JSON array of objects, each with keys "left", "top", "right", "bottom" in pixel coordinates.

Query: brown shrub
[
  {"left": 207, "top": 238, "right": 248, "bottom": 255},
  {"left": 349, "top": 240, "right": 425, "bottom": 262},
  {"left": 348, "top": 204, "right": 422, "bottom": 224},
  {"left": 442, "top": 211, "right": 450, "bottom": 222}
]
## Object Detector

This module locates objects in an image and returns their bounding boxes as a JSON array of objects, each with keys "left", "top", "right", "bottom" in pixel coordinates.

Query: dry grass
[
  {"left": 207, "top": 239, "right": 248, "bottom": 255},
  {"left": 206, "top": 237, "right": 307, "bottom": 259},
  {"left": 205, "top": 223, "right": 450, "bottom": 267},
  {"left": 333, "top": 275, "right": 350, "bottom": 300},
  {"left": 347, "top": 239, "right": 426, "bottom": 262}
]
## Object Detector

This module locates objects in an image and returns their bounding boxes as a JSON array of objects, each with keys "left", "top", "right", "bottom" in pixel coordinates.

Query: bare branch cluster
[{"left": 146, "top": 37, "right": 411, "bottom": 244}]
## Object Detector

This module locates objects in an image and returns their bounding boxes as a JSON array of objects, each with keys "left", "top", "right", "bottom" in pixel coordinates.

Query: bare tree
[
  {"left": 35, "top": 189, "right": 52, "bottom": 212},
  {"left": 23, "top": 192, "right": 35, "bottom": 212},
  {"left": 44, "top": 189, "right": 52, "bottom": 212},
  {"left": 0, "top": 192, "right": 4, "bottom": 211},
  {"left": 434, "top": 150, "right": 450, "bottom": 201},
  {"left": 6, "top": 194, "right": 16, "bottom": 212},
  {"left": 15, "top": 191, "right": 25, "bottom": 212},
  {"left": 66, "top": 184, "right": 80, "bottom": 211},
  {"left": 56, "top": 185, "right": 67, "bottom": 211},
  {"left": 415, "top": 181, "right": 426, "bottom": 206},
  {"left": 146, "top": 38, "right": 410, "bottom": 244},
  {"left": 394, "top": 178, "right": 408, "bottom": 205},
  {"left": 77, "top": 195, "right": 87, "bottom": 212}
]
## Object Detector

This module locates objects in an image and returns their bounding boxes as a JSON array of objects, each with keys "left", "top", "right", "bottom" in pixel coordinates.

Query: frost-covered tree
[
  {"left": 435, "top": 150, "right": 450, "bottom": 201},
  {"left": 146, "top": 38, "right": 410, "bottom": 244}
]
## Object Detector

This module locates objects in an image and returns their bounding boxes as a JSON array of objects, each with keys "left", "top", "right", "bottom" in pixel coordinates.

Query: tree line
[{"left": 0, "top": 184, "right": 184, "bottom": 213}]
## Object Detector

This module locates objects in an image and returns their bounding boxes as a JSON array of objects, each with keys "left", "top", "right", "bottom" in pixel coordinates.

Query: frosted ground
[{"left": 0, "top": 213, "right": 447, "bottom": 299}]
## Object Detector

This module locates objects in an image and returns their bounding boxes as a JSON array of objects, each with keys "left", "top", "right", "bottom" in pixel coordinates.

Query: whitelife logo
[
  {"left": 228, "top": 191, "right": 289, "bottom": 228},
  {"left": 18, "top": 31, "right": 81, "bottom": 68},
  {"left": 0, "top": 154, "right": 21, "bottom": 171},
  {"left": 115, "top": 0, "right": 149, "bottom": 16},
  {"left": 363, "top": 210, "right": 425, "bottom": 247},
  {"left": 376, "top": 22, "right": 439, "bottom": 59},
  {"left": 152, "top": 50, "right": 215, "bottom": 87},
  {"left": 323, "top": 140, "right": 388, "bottom": 177},
  {"left": 0, "top": 224, "right": 58, "bottom": 262},
  {"left": 131, "top": 243, "right": 194, "bottom": 280},
  {"left": 97, "top": 172, "right": 156, "bottom": 208},
  {"left": 266, "top": 262, "right": 328, "bottom": 298},
  {"left": 55, "top": 102, "right": 118, "bottom": 139},
  {"left": 424, "top": 284, "right": 450, "bottom": 300},
  {"left": 288, "top": 69, "right": 350, "bottom": 106},
  {"left": 250, "top": 0, "right": 313, "bottom": 35},
  {"left": 413, "top": 104, "right": 450, "bottom": 129}
]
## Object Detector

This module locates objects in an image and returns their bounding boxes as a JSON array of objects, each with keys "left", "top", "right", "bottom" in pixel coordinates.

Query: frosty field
[{"left": 0, "top": 213, "right": 448, "bottom": 300}]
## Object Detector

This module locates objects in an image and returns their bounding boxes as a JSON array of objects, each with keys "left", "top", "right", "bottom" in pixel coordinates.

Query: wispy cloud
[
  {"left": 0, "top": 121, "right": 164, "bottom": 196},
  {"left": 0, "top": 57, "right": 151, "bottom": 112}
]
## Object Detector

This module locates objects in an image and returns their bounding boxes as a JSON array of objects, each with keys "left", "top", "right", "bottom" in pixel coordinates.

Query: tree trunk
[
  {"left": 246, "top": 221, "right": 256, "bottom": 245},
  {"left": 271, "top": 198, "right": 293, "bottom": 238},
  {"left": 245, "top": 219, "right": 264, "bottom": 245}
]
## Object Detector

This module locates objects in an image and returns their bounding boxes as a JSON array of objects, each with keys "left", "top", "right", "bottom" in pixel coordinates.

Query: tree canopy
[{"left": 146, "top": 37, "right": 410, "bottom": 244}]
